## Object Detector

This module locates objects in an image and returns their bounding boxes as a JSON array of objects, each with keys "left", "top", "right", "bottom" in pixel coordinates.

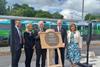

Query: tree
[
  {"left": 52, "top": 12, "right": 63, "bottom": 19},
  {"left": 85, "top": 14, "right": 96, "bottom": 21},
  {"left": 35, "top": 10, "right": 52, "bottom": 18},
  {"left": 9, "top": 4, "right": 36, "bottom": 17},
  {"left": 13, "top": 4, "right": 21, "bottom": 10},
  {"left": 35, "top": 11, "right": 63, "bottom": 19},
  {"left": 0, "top": 0, "right": 6, "bottom": 15},
  {"left": 7, "top": 3, "right": 63, "bottom": 19}
]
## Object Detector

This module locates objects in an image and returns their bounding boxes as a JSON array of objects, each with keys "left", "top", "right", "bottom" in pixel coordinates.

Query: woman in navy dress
[{"left": 66, "top": 23, "right": 82, "bottom": 67}]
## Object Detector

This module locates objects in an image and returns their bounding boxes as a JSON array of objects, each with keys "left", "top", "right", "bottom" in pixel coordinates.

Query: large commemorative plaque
[
  {"left": 39, "top": 29, "right": 63, "bottom": 49},
  {"left": 45, "top": 32, "right": 59, "bottom": 46}
]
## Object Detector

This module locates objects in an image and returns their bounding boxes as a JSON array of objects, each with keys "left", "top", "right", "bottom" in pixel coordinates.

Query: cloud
[
  {"left": 15, "top": 0, "right": 66, "bottom": 6},
  {"left": 6, "top": 0, "right": 22, "bottom": 5},
  {"left": 7, "top": 0, "right": 100, "bottom": 13},
  {"left": 60, "top": 9, "right": 83, "bottom": 19},
  {"left": 84, "top": 0, "right": 100, "bottom": 14},
  {"left": 6, "top": 0, "right": 100, "bottom": 19},
  {"left": 59, "top": 0, "right": 100, "bottom": 19},
  {"left": 61, "top": 0, "right": 100, "bottom": 13}
]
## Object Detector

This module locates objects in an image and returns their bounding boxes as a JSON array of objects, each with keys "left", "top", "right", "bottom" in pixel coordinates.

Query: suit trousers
[
  {"left": 24, "top": 47, "right": 33, "bottom": 67},
  {"left": 11, "top": 48, "right": 22, "bottom": 67},
  {"left": 55, "top": 48, "right": 65, "bottom": 67},
  {"left": 36, "top": 49, "right": 46, "bottom": 67}
]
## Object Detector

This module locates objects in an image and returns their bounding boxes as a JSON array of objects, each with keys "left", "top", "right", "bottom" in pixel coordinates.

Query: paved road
[
  {"left": 0, "top": 43, "right": 100, "bottom": 67},
  {"left": 0, "top": 53, "right": 72, "bottom": 67}
]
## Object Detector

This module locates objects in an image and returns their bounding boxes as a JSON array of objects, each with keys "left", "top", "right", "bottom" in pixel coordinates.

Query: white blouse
[{"left": 67, "top": 30, "right": 82, "bottom": 49}]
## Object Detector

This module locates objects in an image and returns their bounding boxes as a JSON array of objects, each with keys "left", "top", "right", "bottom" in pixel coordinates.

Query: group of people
[{"left": 9, "top": 19, "right": 82, "bottom": 67}]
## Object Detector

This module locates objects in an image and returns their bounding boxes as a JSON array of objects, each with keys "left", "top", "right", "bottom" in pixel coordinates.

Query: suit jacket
[
  {"left": 34, "top": 28, "right": 46, "bottom": 49},
  {"left": 54, "top": 27, "right": 67, "bottom": 46},
  {"left": 24, "top": 32, "right": 35, "bottom": 49},
  {"left": 9, "top": 26, "right": 23, "bottom": 51}
]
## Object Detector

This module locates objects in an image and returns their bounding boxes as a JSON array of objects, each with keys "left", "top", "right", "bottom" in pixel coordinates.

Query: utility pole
[{"left": 82, "top": 0, "right": 84, "bottom": 20}]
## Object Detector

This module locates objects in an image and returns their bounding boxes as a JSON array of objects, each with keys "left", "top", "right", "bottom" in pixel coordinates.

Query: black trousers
[
  {"left": 36, "top": 49, "right": 46, "bottom": 67},
  {"left": 11, "top": 48, "right": 22, "bottom": 67},
  {"left": 55, "top": 48, "right": 65, "bottom": 67},
  {"left": 24, "top": 48, "right": 34, "bottom": 67}
]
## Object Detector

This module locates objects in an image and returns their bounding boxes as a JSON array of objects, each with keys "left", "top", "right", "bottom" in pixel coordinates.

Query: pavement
[
  {"left": 0, "top": 40, "right": 100, "bottom": 67},
  {"left": 0, "top": 49, "right": 72, "bottom": 67}
]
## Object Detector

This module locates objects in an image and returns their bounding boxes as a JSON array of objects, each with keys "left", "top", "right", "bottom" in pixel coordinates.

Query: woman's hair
[
  {"left": 70, "top": 23, "right": 77, "bottom": 31},
  {"left": 25, "top": 23, "right": 32, "bottom": 31}
]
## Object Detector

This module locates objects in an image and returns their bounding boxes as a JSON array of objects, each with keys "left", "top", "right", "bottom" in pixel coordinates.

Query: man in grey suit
[{"left": 9, "top": 20, "right": 23, "bottom": 67}]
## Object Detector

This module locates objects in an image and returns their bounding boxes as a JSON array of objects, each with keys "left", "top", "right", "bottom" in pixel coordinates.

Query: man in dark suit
[
  {"left": 34, "top": 21, "right": 46, "bottom": 67},
  {"left": 54, "top": 19, "right": 67, "bottom": 67},
  {"left": 9, "top": 20, "right": 23, "bottom": 67}
]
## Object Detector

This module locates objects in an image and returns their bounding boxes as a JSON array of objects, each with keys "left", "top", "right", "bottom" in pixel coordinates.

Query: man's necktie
[
  {"left": 40, "top": 28, "right": 43, "bottom": 32},
  {"left": 58, "top": 27, "right": 61, "bottom": 32},
  {"left": 18, "top": 29, "right": 22, "bottom": 44}
]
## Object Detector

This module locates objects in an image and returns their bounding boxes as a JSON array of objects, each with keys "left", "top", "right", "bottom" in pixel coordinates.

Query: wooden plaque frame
[
  {"left": 39, "top": 31, "right": 63, "bottom": 49},
  {"left": 39, "top": 29, "right": 63, "bottom": 67}
]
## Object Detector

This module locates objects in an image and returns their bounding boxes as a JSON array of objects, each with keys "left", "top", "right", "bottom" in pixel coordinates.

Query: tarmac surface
[{"left": 0, "top": 40, "right": 100, "bottom": 67}]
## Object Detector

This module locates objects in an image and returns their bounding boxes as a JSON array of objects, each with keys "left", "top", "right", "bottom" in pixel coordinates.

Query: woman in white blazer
[{"left": 66, "top": 23, "right": 82, "bottom": 67}]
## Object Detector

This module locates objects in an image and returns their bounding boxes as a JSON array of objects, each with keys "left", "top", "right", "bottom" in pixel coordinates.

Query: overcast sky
[{"left": 6, "top": 0, "right": 100, "bottom": 19}]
